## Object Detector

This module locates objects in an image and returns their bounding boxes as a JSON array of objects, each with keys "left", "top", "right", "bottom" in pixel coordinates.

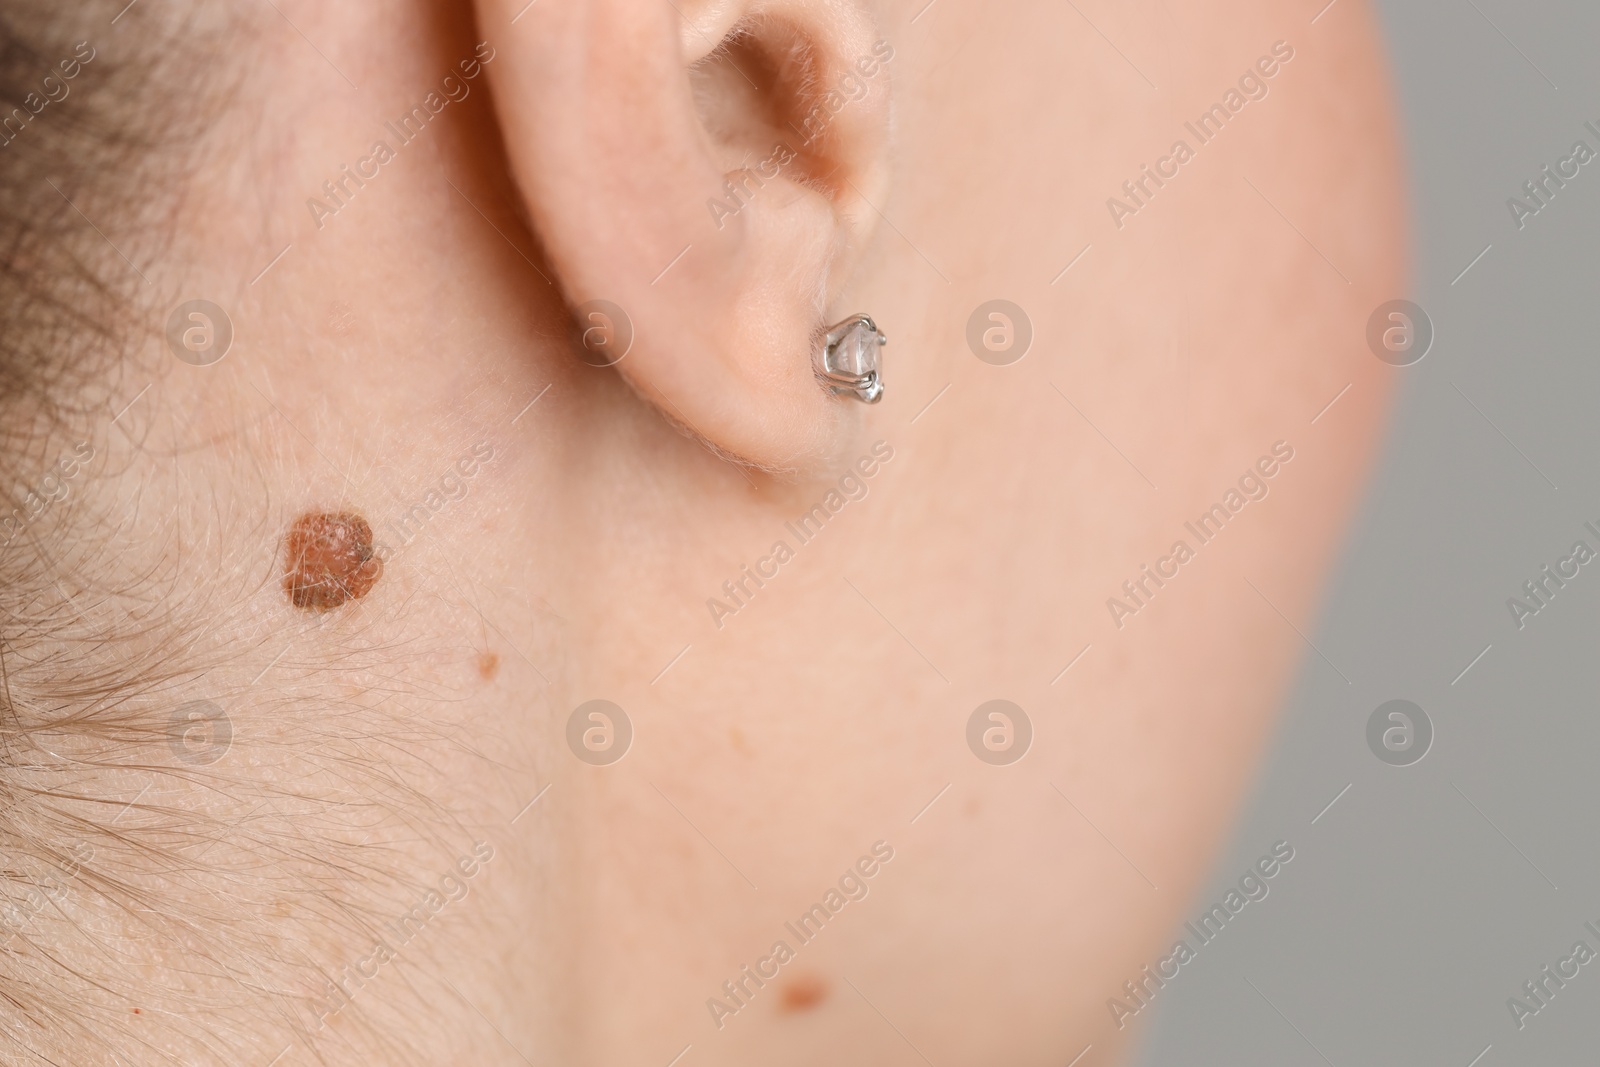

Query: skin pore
[{"left": 0, "top": 0, "right": 1403, "bottom": 1064}]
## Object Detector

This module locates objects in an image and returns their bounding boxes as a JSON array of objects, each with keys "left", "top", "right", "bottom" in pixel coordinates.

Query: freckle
[
  {"left": 476, "top": 651, "right": 500, "bottom": 681},
  {"left": 779, "top": 973, "right": 830, "bottom": 1013},
  {"left": 283, "top": 511, "right": 382, "bottom": 611}
]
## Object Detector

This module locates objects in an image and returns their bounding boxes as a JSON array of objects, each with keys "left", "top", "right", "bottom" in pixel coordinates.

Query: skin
[{"left": 29, "top": 0, "right": 1403, "bottom": 1062}]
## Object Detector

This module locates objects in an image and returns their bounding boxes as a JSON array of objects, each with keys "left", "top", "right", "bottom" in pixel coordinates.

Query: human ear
[{"left": 472, "top": 0, "right": 892, "bottom": 471}]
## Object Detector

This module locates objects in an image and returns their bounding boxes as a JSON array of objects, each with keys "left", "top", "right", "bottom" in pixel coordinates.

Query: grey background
[{"left": 1135, "top": 2, "right": 1600, "bottom": 1064}]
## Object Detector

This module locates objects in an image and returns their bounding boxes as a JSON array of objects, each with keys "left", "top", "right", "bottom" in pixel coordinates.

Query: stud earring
[{"left": 816, "top": 314, "right": 887, "bottom": 403}]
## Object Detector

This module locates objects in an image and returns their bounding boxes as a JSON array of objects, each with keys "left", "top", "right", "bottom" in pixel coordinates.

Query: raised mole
[
  {"left": 283, "top": 511, "right": 382, "bottom": 611},
  {"left": 779, "top": 973, "right": 830, "bottom": 1013}
]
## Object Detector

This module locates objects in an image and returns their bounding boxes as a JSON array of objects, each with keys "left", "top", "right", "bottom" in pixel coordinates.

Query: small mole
[
  {"left": 131, "top": 1008, "right": 141, "bottom": 1015},
  {"left": 779, "top": 973, "right": 830, "bottom": 1013},
  {"left": 476, "top": 651, "right": 500, "bottom": 681},
  {"left": 283, "top": 511, "right": 382, "bottom": 611}
]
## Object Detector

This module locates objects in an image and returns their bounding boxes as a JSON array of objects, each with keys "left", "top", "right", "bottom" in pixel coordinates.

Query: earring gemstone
[{"left": 817, "top": 314, "right": 887, "bottom": 403}]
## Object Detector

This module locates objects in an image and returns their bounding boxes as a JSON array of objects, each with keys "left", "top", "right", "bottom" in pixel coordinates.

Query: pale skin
[{"left": 19, "top": 0, "right": 1403, "bottom": 1062}]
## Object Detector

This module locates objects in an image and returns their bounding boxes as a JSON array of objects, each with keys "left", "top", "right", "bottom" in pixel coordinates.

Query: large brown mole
[{"left": 283, "top": 511, "right": 382, "bottom": 611}]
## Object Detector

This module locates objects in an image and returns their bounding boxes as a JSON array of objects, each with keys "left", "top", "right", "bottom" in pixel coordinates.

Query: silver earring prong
[{"left": 816, "top": 314, "right": 887, "bottom": 404}]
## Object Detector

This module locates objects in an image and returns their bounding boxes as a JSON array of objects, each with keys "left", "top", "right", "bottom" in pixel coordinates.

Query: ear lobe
[{"left": 473, "top": 0, "right": 892, "bottom": 472}]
